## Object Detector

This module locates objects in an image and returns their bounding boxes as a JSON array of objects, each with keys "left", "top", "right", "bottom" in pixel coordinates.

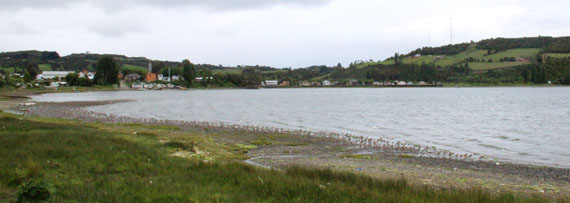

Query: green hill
[{"left": 1, "top": 36, "right": 569, "bottom": 85}]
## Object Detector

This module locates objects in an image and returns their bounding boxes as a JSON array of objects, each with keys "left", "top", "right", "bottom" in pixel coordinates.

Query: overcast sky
[{"left": 1, "top": 0, "right": 569, "bottom": 68}]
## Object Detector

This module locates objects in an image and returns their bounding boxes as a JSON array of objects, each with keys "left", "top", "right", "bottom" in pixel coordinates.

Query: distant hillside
[
  {"left": 354, "top": 36, "right": 570, "bottom": 72},
  {"left": 0, "top": 51, "right": 281, "bottom": 75},
  {"left": 1, "top": 36, "right": 569, "bottom": 85}
]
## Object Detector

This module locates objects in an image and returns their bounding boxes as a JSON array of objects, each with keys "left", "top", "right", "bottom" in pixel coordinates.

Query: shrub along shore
[{"left": 0, "top": 96, "right": 569, "bottom": 202}]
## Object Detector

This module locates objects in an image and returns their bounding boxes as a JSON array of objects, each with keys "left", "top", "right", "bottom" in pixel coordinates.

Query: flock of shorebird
[{"left": 25, "top": 103, "right": 481, "bottom": 161}]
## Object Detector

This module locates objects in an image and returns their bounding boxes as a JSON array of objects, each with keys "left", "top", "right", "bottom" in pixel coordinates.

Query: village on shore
[{"left": 2, "top": 61, "right": 443, "bottom": 90}]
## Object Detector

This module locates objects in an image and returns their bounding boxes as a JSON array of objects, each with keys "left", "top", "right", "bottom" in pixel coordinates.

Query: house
[
  {"left": 79, "top": 71, "right": 95, "bottom": 80},
  {"left": 37, "top": 71, "right": 74, "bottom": 80},
  {"left": 162, "top": 77, "right": 171, "bottom": 82},
  {"left": 349, "top": 80, "right": 359, "bottom": 86},
  {"left": 418, "top": 81, "right": 427, "bottom": 85},
  {"left": 372, "top": 81, "right": 381, "bottom": 86},
  {"left": 311, "top": 81, "right": 321, "bottom": 86},
  {"left": 124, "top": 73, "right": 141, "bottom": 82},
  {"left": 195, "top": 77, "right": 213, "bottom": 82},
  {"left": 397, "top": 81, "right": 407, "bottom": 86},
  {"left": 265, "top": 80, "right": 278, "bottom": 87},
  {"left": 279, "top": 81, "right": 290, "bottom": 87},
  {"left": 516, "top": 58, "right": 529, "bottom": 63},
  {"left": 406, "top": 82, "right": 414, "bottom": 85},
  {"left": 299, "top": 81, "right": 311, "bottom": 87},
  {"left": 131, "top": 83, "right": 144, "bottom": 88},
  {"left": 145, "top": 62, "right": 157, "bottom": 82},
  {"left": 146, "top": 73, "right": 157, "bottom": 82},
  {"left": 411, "top": 54, "right": 421, "bottom": 59},
  {"left": 322, "top": 80, "right": 332, "bottom": 86},
  {"left": 46, "top": 82, "right": 60, "bottom": 89},
  {"left": 158, "top": 74, "right": 164, "bottom": 81},
  {"left": 171, "top": 75, "right": 181, "bottom": 81}
]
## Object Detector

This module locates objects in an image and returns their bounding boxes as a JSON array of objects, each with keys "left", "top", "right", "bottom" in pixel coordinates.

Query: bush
[{"left": 17, "top": 180, "right": 54, "bottom": 202}]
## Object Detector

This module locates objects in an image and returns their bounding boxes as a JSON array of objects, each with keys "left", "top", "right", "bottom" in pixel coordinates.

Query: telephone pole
[{"left": 450, "top": 18, "right": 453, "bottom": 45}]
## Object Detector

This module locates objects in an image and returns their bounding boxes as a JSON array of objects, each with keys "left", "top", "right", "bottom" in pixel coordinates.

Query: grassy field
[
  {"left": 0, "top": 112, "right": 554, "bottom": 202},
  {"left": 212, "top": 68, "right": 242, "bottom": 74},
  {"left": 0, "top": 65, "right": 52, "bottom": 73},
  {"left": 359, "top": 46, "right": 540, "bottom": 71},
  {"left": 469, "top": 62, "right": 528, "bottom": 71},
  {"left": 122, "top": 64, "right": 147, "bottom": 73},
  {"left": 544, "top": 53, "right": 570, "bottom": 58},
  {"left": 38, "top": 64, "right": 52, "bottom": 71},
  {"left": 0, "top": 67, "right": 16, "bottom": 73}
]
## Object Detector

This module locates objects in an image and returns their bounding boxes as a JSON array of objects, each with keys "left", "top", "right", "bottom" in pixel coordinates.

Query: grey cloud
[
  {"left": 0, "top": 0, "right": 331, "bottom": 10},
  {"left": 89, "top": 20, "right": 146, "bottom": 37}
]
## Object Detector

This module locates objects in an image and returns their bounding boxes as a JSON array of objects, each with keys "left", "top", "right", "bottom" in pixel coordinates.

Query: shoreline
[{"left": 2, "top": 98, "right": 568, "bottom": 198}]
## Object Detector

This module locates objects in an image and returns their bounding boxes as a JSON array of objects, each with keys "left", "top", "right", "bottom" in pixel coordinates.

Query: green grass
[
  {"left": 545, "top": 53, "right": 570, "bottom": 58},
  {"left": 0, "top": 114, "right": 556, "bottom": 202},
  {"left": 38, "top": 64, "right": 52, "bottom": 71},
  {"left": 122, "top": 64, "right": 147, "bottom": 73},
  {"left": 364, "top": 46, "right": 540, "bottom": 71},
  {"left": 0, "top": 64, "right": 53, "bottom": 73},
  {"left": 212, "top": 69, "right": 242, "bottom": 74},
  {"left": 0, "top": 67, "right": 16, "bottom": 73},
  {"left": 469, "top": 62, "right": 528, "bottom": 71}
]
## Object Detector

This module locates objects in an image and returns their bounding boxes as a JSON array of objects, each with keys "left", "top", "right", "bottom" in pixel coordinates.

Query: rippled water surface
[{"left": 32, "top": 87, "right": 570, "bottom": 167}]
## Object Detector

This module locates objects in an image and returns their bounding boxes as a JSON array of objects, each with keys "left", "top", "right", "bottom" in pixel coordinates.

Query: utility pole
[
  {"left": 428, "top": 22, "right": 431, "bottom": 47},
  {"left": 450, "top": 17, "right": 453, "bottom": 45}
]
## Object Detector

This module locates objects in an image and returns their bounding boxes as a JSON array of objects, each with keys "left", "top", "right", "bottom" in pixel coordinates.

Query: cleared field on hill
[
  {"left": 121, "top": 64, "right": 147, "bottom": 72},
  {"left": 0, "top": 67, "right": 15, "bottom": 73},
  {"left": 38, "top": 64, "right": 52, "bottom": 71},
  {"left": 361, "top": 47, "right": 540, "bottom": 71},
  {"left": 213, "top": 68, "right": 242, "bottom": 74}
]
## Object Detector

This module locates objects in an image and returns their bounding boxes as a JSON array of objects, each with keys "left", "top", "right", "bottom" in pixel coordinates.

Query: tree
[
  {"left": 182, "top": 59, "right": 196, "bottom": 88},
  {"left": 153, "top": 62, "right": 165, "bottom": 74},
  {"left": 241, "top": 67, "right": 262, "bottom": 87},
  {"left": 198, "top": 68, "right": 213, "bottom": 84},
  {"left": 94, "top": 56, "right": 119, "bottom": 85},
  {"left": 26, "top": 63, "right": 40, "bottom": 80},
  {"left": 65, "top": 73, "right": 79, "bottom": 86},
  {"left": 4, "top": 73, "right": 11, "bottom": 87},
  {"left": 23, "top": 71, "right": 32, "bottom": 83},
  {"left": 394, "top": 53, "right": 401, "bottom": 66}
]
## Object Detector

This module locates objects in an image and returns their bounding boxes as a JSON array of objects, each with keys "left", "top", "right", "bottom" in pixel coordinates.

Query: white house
[
  {"left": 373, "top": 81, "right": 381, "bottom": 86},
  {"left": 322, "top": 80, "right": 332, "bottom": 86},
  {"left": 131, "top": 83, "right": 144, "bottom": 88},
  {"left": 171, "top": 75, "right": 181, "bottom": 81},
  {"left": 406, "top": 82, "right": 414, "bottom": 85},
  {"left": 45, "top": 82, "right": 66, "bottom": 88},
  {"left": 397, "top": 81, "right": 407, "bottom": 86},
  {"left": 265, "top": 80, "right": 278, "bottom": 87},
  {"left": 79, "top": 72, "right": 95, "bottom": 80},
  {"left": 157, "top": 74, "right": 164, "bottom": 81},
  {"left": 37, "top": 71, "right": 74, "bottom": 80}
]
